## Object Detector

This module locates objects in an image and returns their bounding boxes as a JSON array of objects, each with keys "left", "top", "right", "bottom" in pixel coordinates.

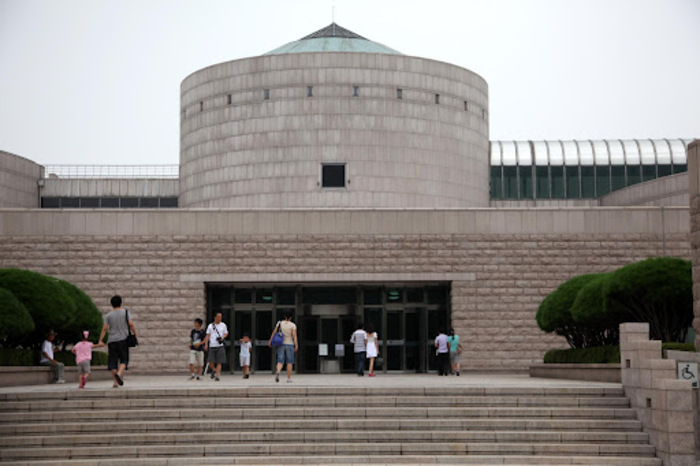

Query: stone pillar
[
  {"left": 620, "top": 322, "right": 698, "bottom": 465},
  {"left": 689, "top": 140, "right": 700, "bottom": 350}
]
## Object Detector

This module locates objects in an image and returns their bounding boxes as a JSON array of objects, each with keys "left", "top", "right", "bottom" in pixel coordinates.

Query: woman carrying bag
[{"left": 268, "top": 310, "right": 298, "bottom": 383}]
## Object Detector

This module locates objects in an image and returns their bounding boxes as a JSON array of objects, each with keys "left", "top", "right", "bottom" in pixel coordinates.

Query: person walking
[
  {"left": 188, "top": 318, "right": 206, "bottom": 380},
  {"left": 447, "top": 328, "right": 462, "bottom": 376},
  {"left": 350, "top": 323, "right": 367, "bottom": 377},
  {"left": 71, "top": 330, "right": 104, "bottom": 388},
  {"left": 204, "top": 312, "right": 228, "bottom": 381},
  {"left": 365, "top": 324, "right": 379, "bottom": 377},
  {"left": 434, "top": 328, "right": 450, "bottom": 376},
  {"left": 269, "top": 310, "right": 297, "bottom": 383},
  {"left": 98, "top": 295, "right": 138, "bottom": 388}
]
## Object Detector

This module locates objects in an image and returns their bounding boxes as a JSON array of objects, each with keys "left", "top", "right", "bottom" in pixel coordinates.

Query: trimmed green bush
[
  {"left": 0, "top": 269, "right": 75, "bottom": 347},
  {"left": 544, "top": 346, "right": 621, "bottom": 364},
  {"left": 570, "top": 273, "right": 618, "bottom": 346},
  {"left": 0, "top": 288, "right": 35, "bottom": 342},
  {"left": 662, "top": 342, "right": 696, "bottom": 352},
  {"left": 536, "top": 274, "right": 603, "bottom": 348},
  {"left": 55, "top": 279, "right": 102, "bottom": 346},
  {"left": 604, "top": 257, "right": 692, "bottom": 342},
  {"left": 0, "top": 347, "right": 36, "bottom": 366},
  {"left": 544, "top": 342, "right": 696, "bottom": 364}
]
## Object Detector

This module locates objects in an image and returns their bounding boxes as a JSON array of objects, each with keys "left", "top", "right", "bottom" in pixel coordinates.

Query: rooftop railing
[{"left": 43, "top": 165, "right": 179, "bottom": 179}]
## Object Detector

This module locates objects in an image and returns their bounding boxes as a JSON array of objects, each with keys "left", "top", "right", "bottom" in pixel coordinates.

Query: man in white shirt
[
  {"left": 350, "top": 323, "right": 367, "bottom": 377},
  {"left": 204, "top": 312, "right": 228, "bottom": 381},
  {"left": 434, "top": 329, "right": 450, "bottom": 376},
  {"left": 39, "top": 329, "right": 64, "bottom": 383}
]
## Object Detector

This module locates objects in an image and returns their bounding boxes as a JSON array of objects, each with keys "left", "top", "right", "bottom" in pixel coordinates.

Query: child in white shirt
[{"left": 239, "top": 333, "right": 252, "bottom": 379}]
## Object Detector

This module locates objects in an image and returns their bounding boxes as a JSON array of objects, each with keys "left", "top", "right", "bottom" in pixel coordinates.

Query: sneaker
[
  {"left": 456, "top": 371, "right": 460, "bottom": 376},
  {"left": 189, "top": 374, "right": 195, "bottom": 380},
  {"left": 243, "top": 374, "right": 249, "bottom": 379},
  {"left": 369, "top": 373, "right": 376, "bottom": 377},
  {"left": 56, "top": 379, "right": 65, "bottom": 384},
  {"left": 275, "top": 373, "right": 280, "bottom": 383},
  {"left": 210, "top": 372, "right": 216, "bottom": 379},
  {"left": 215, "top": 376, "right": 220, "bottom": 382},
  {"left": 286, "top": 379, "right": 292, "bottom": 383},
  {"left": 78, "top": 375, "right": 86, "bottom": 389},
  {"left": 114, "top": 374, "right": 123, "bottom": 386},
  {"left": 196, "top": 376, "right": 200, "bottom": 380}
]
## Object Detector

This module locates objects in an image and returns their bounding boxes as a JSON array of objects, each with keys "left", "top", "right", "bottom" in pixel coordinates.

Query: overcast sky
[{"left": 1, "top": 0, "right": 698, "bottom": 166}]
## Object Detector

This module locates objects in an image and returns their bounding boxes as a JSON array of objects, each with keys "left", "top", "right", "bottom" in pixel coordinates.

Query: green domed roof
[{"left": 265, "top": 23, "right": 402, "bottom": 55}]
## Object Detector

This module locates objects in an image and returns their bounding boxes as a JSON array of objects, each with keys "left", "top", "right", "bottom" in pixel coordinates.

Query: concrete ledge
[
  {"left": 529, "top": 363, "right": 621, "bottom": 383},
  {"left": 0, "top": 366, "right": 111, "bottom": 387}
]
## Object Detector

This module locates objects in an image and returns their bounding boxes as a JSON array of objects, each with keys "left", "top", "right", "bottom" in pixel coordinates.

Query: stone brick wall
[{"left": 0, "top": 208, "right": 689, "bottom": 373}]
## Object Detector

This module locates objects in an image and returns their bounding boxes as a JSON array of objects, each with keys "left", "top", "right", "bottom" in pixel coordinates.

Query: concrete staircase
[{"left": 0, "top": 385, "right": 660, "bottom": 465}]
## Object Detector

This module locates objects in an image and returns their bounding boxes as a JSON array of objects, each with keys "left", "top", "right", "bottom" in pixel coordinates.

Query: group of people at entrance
[
  {"left": 350, "top": 323, "right": 380, "bottom": 376},
  {"left": 435, "top": 328, "right": 463, "bottom": 376},
  {"left": 187, "top": 313, "right": 461, "bottom": 380}
]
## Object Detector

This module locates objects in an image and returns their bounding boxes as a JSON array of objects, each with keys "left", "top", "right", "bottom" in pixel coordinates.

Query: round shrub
[
  {"left": 0, "top": 288, "right": 35, "bottom": 343},
  {"left": 604, "top": 257, "right": 692, "bottom": 342},
  {"left": 0, "top": 269, "right": 75, "bottom": 347},
  {"left": 55, "top": 279, "right": 103, "bottom": 346},
  {"left": 536, "top": 274, "right": 601, "bottom": 348},
  {"left": 570, "top": 273, "right": 618, "bottom": 346}
]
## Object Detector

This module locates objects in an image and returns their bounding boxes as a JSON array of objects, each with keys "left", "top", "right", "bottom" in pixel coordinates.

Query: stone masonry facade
[
  {"left": 688, "top": 140, "right": 700, "bottom": 351},
  {"left": 0, "top": 208, "right": 689, "bottom": 373}
]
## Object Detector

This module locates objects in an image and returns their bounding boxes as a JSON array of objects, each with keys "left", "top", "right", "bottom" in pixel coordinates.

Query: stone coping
[{"left": 529, "top": 363, "right": 621, "bottom": 383}]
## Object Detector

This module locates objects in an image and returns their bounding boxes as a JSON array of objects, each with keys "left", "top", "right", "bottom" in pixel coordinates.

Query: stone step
[
  {"left": 0, "top": 429, "right": 650, "bottom": 448},
  {"left": 0, "top": 386, "right": 626, "bottom": 402},
  {"left": 0, "top": 454, "right": 663, "bottom": 466},
  {"left": 0, "top": 395, "right": 631, "bottom": 412},
  {"left": 0, "top": 417, "right": 645, "bottom": 436},
  {"left": 0, "top": 441, "right": 658, "bottom": 462},
  {"left": 0, "top": 406, "right": 640, "bottom": 424}
]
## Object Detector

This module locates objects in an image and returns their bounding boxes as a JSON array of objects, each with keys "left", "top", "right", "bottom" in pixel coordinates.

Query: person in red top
[{"left": 71, "top": 331, "right": 104, "bottom": 389}]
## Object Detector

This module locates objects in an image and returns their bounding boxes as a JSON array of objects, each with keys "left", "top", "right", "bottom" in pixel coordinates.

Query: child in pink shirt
[{"left": 71, "top": 331, "right": 104, "bottom": 388}]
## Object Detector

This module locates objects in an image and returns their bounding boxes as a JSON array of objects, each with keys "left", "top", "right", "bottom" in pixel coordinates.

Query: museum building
[{"left": 0, "top": 24, "right": 694, "bottom": 374}]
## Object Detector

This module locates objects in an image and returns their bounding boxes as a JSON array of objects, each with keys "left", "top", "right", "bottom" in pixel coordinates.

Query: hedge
[
  {"left": 544, "top": 343, "right": 696, "bottom": 364},
  {"left": 544, "top": 346, "right": 621, "bottom": 364}
]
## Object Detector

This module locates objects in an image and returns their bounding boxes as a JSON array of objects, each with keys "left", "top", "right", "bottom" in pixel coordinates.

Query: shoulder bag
[
  {"left": 271, "top": 321, "right": 284, "bottom": 347},
  {"left": 125, "top": 310, "right": 138, "bottom": 347}
]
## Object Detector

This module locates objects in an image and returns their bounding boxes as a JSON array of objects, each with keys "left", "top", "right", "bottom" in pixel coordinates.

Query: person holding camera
[{"left": 204, "top": 312, "right": 228, "bottom": 381}]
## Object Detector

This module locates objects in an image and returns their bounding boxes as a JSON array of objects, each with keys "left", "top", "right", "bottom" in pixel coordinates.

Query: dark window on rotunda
[
  {"left": 353, "top": 86, "right": 359, "bottom": 97},
  {"left": 101, "top": 197, "right": 119, "bottom": 208},
  {"left": 228, "top": 94, "right": 232, "bottom": 105},
  {"left": 80, "top": 198, "right": 99, "bottom": 208},
  {"left": 60, "top": 197, "right": 79, "bottom": 208},
  {"left": 307, "top": 86, "right": 313, "bottom": 97},
  {"left": 264, "top": 89, "right": 270, "bottom": 100},
  {"left": 435, "top": 94, "right": 440, "bottom": 104},
  {"left": 199, "top": 101, "right": 203, "bottom": 112},
  {"left": 397, "top": 88, "right": 403, "bottom": 99},
  {"left": 322, "top": 164, "right": 346, "bottom": 188}
]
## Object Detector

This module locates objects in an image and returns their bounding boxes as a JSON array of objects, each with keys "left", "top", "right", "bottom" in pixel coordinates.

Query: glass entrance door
[{"left": 299, "top": 315, "right": 319, "bottom": 373}]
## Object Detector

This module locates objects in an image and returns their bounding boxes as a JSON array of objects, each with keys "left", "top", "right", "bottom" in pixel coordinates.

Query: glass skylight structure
[{"left": 490, "top": 139, "right": 691, "bottom": 200}]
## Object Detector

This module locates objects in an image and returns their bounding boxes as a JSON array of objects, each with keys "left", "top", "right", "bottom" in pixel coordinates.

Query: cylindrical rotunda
[{"left": 180, "top": 23, "right": 490, "bottom": 208}]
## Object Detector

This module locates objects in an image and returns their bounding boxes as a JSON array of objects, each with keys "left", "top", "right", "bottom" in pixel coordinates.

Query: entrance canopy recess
[{"left": 206, "top": 283, "right": 450, "bottom": 374}]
